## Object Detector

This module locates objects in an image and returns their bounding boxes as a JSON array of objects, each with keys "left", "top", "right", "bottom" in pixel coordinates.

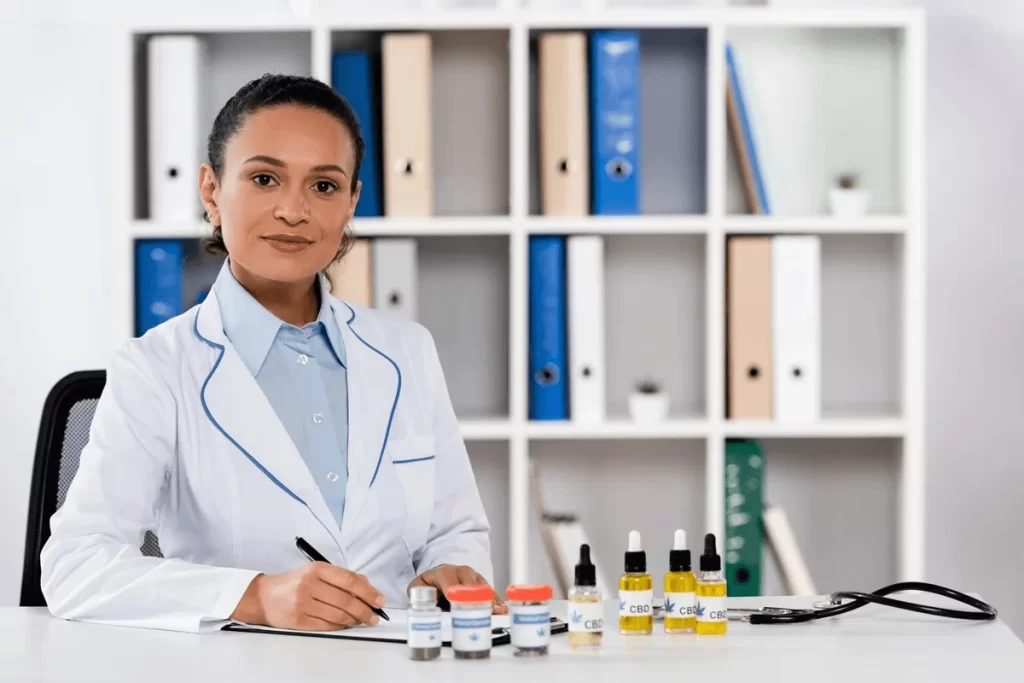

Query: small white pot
[
  {"left": 628, "top": 392, "right": 670, "bottom": 423},
  {"left": 828, "top": 188, "right": 868, "bottom": 217}
]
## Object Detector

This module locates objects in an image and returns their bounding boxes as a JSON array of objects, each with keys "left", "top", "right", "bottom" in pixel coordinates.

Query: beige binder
[
  {"left": 326, "top": 239, "right": 373, "bottom": 307},
  {"left": 382, "top": 33, "right": 433, "bottom": 216},
  {"left": 538, "top": 32, "right": 589, "bottom": 216},
  {"left": 727, "top": 236, "right": 773, "bottom": 419}
]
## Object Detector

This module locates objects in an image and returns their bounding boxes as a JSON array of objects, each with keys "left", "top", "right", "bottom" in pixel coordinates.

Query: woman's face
[{"left": 200, "top": 104, "right": 361, "bottom": 284}]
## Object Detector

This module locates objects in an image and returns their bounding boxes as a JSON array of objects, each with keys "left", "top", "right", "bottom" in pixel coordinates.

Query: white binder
[
  {"left": 148, "top": 35, "right": 202, "bottom": 222},
  {"left": 771, "top": 236, "right": 821, "bottom": 422},
  {"left": 567, "top": 235, "right": 606, "bottom": 423},
  {"left": 372, "top": 238, "right": 418, "bottom": 320}
]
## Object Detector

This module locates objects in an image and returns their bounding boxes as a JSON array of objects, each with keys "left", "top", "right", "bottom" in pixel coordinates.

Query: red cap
[
  {"left": 446, "top": 584, "right": 494, "bottom": 603},
  {"left": 506, "top": 584, "right": 553, "bottom": 602}
]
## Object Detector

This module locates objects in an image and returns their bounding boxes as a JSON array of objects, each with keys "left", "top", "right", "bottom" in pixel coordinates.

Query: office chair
[{"left": 20, "top": 370, "right": 162, "bottom": 607}]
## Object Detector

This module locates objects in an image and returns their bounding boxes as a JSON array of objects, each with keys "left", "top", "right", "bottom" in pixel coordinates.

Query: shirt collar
[{"left": 212, "top": 259, "right": 346, "bottom": 375}]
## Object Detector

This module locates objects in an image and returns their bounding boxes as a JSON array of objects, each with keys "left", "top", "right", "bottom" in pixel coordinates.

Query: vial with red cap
[
  {"left": 506, "top": 583, "right": 553, "bottom": 656},
  {"left": 447, "top": 584, "right": 495, "bottom": 660}
]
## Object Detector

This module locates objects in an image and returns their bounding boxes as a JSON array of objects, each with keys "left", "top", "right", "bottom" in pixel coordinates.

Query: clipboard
[{"left": 222, "top": 610, "right": 568, "bottom": 647}]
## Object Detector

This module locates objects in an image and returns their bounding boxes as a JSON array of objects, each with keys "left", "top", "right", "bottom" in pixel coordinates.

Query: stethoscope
[{"left": 723, "top": 582, "right": 997, "bottom": 625}]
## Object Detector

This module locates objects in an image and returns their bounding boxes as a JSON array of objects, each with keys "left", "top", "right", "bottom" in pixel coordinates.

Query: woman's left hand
[{"left": 409, "top": 564, "right": 508, "bottom": 615}]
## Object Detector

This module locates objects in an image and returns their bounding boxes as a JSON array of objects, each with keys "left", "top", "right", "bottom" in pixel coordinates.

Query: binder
[
  {"left": 567, "top": 235, "right": 605, "bottom": 423},
  {"left": 325, "top": 238, "right": 373, "bottom": 307},
  {"left": 147, "top": 35, "right": 202, "bottom": 221},
  {"left": 725, "top": 439, "right": 764, "bottom": 597},
  {"left": 763, "top": 504, "right": 817, "bottom": 596},
  {"left": 331, "top": 50, "right": 381, "bottom": 217},
  {"left": 725, "top": 43, "right": 771, "bottom": 215},
  {"left": 372, "top": 238, "right": 417, "bottom": 320},
  {"left": 135, "top": 240, "right": 184, "bottom": 336},
  {"left": 538, "top": 32, "right": 589, "bottom": 216},
  {"left": 726, "top": 236, "right": 773, "bottom": 419},
  {"left": 589, "top": 31, "right": 640, "bottom": 215},
  {"left": 529, "top": 236, "right": 568, "bottom": 420},
  {"left": 381, "top": 33, "right": 433, "bottom": 216},
  {"left": 771, "top": 236, "right": 821, "bottom": 423}
]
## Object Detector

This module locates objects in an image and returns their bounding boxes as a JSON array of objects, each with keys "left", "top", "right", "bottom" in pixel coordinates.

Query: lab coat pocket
[{"left": 388, "top": 435, "right": 436, "bottom": 553}]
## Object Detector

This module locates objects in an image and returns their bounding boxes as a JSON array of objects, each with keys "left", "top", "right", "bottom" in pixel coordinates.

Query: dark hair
[{"left": 201, "top": 73, "right": 364, "bottom": 269}]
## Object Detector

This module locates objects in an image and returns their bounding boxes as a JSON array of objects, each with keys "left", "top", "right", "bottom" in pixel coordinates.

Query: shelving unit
[{"left": 114, "top": 1, "right": 925, "bottom": 596}]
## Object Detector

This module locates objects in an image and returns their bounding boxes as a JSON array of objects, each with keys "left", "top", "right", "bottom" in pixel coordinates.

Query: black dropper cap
[
  {"left": 699, "top": 533, "right": 721, "bottom": 572},
  {"left": 574, "top": 544, "right": 596, "bottom": 586},
  {"left": 624, "top": 530, "right": 646, "bottom": 573}
]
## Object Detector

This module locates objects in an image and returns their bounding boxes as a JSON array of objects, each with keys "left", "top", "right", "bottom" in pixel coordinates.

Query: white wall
[{"left": 1, "top": 0, "right": 1023, "bottom": 638}]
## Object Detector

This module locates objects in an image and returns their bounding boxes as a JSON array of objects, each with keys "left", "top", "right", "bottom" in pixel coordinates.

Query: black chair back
[{"left": 20, "top": 370, "right": 161, "bottom": 607}]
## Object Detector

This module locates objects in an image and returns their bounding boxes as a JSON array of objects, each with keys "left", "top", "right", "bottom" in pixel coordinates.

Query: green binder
[{"left": 725, "top": 439, "right": 764, "bottom": 597}]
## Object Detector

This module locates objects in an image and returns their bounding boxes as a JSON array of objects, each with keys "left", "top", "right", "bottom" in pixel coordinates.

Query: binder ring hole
[
  {"left": 792, "top": 367, "right": 802, "bottom": 378},
  {"left": 737, "top": 567, "right": 751, "bottom": 584},
  {"left": 398, "top": 159, "right": 416, "bottom": 175},
  {"left": 748, "top": 365, "right": 760, "bottom": 379},
  {"left": 558, "top": 158, "right": 574, "bottom": 174},
  {"left": 167, "top": 167, "right": 178, "bottom": 179},
  {"left": 389, "top": 291, "right": 401, "bottom": 306},
  {"left": 536, "top": 364, "right": 560, "bottom": 386},
  {"left": 582, "top": 366, "right": 592, "bottom": 378}
]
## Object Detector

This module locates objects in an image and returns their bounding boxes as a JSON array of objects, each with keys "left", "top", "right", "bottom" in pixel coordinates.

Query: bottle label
[
  {"left": 664, "top": 591, "right": 696, "bottom": 619},
  {"left": 619, "top": 589, "right": 653, "bottom": 618},
  {"left": 697, "top": 596, "right": 727, "bottom": 623},
  {"left": 451, "top": 607, "right": 492, "bottom": 652},
  {"left": 568, "top": 601, "right": 604, "bottom": 633},
  {"left": 407, "top": 614, "right": 442, "bottom": 649},
  {"left": 511, "top": 604, "right": 550, "bottom": 648}
]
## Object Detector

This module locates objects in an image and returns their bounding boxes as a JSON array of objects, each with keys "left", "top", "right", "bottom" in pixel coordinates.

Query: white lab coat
[{"left": 39, "top": 288, "right": 493, "bottom": 633}]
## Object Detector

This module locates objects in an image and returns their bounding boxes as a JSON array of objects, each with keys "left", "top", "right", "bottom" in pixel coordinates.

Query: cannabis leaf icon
[
  {"left": 469, "top": 632, "right": 480, "bottom": 642},
  {"left": 570, "top": 610, "right": 582, "bottom": 624},
  {"left": 429, "top": 634, "right": 436, "bottom": 641},
  {"left": 696, "top": 603, "right": 706, "bottom": 618},
  {"left": 619, "top": 600, "right": 626, "bottom": 611},
  {"left": 537, "top": 627, "right": 546, "bottom": 638},
  {"left": 664, "top": 598, "right": 676, "bottom": 614}
]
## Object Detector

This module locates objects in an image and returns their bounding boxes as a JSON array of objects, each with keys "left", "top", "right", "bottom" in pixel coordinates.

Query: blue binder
[
  {"left": 590, "top": 31, "right": 641, "bottom": 215},
  {"left": 529, "top": 236, "right": 568, "bottom": 420},
  {"left": 725, "top": 43, "right": 771, "bottom": 215},
  {"left": 135, "top": 240, "right": 183, "bottom": 336},
  {"left": 332, "top": 50, "right": 381, "bottom": 217}
]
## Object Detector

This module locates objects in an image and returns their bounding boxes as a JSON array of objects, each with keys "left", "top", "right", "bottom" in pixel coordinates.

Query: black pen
[{"left": 294, "top": 536, "right": 390, "bottom": 622}]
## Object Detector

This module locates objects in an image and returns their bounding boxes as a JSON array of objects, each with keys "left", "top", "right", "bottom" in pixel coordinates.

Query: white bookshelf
[{"left": 114, "top": 1, "right": 926, "bottom": 596}]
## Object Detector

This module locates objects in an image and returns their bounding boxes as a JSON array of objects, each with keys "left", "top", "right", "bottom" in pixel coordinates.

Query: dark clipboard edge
[{"left": 222, "top": 618, "right": 568, "bottom": 648}]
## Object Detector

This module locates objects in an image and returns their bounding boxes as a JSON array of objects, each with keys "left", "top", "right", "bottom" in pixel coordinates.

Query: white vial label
[
  {"left": 697, "top": 596, "right": 727, "bottom": 623},
  {"left": 665, "top": 591, "right": 696, "bottom": 619},
  {"left": 619, "top": 589, "right": 653, "bottom": 618},
  {"left": 511, "top": 604, "right": 550, "bottom": 649},
  {"left": 568, "top": 601, "right": 604, "bottom": 633},
  {"left": 451, "top": 608, "right": 492, "bottom": 652},
  {"left": 407, "top": 614, "right": 442, "bottom": 649}
]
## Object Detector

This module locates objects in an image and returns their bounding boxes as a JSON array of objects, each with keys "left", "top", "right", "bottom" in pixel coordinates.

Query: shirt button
[
  {"left": 326, "top": 472, "right": 339, "bottom": 483},
  {"left": 297, "top": 353, "right": 309, "bottom": 365},
  {"left": 312, "top": 412, "right": 324, "bottom": 424},
  {"left": 304, "top": 328, "right": 313, "bottom": 338}
]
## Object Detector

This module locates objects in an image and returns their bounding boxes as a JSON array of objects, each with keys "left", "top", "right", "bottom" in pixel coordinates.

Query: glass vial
[
  {"left": 696, "top": 533, "right": 728, "bottom": 635},
  {"left": 619, "top": 530, "right": 654, "bottom": 635},
  {"left": 448, "top": 584, "right": 494, "bottom": 659},
  {"left": 568, "top": 544, "right": 603, "bottom": 649},
  {"left": 407, "top": 585, "right": 442, "bottom": 660},
  {"left": 664, "top": 528, "right": 697, "bottom": 634},
  {"left": 507, "top": 584, "right": 552, "bottom": 656}
]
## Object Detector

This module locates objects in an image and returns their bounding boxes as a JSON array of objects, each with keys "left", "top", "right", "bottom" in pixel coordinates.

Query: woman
[{"left": 40, "top": 73, "right": 504, "bottom": 633}]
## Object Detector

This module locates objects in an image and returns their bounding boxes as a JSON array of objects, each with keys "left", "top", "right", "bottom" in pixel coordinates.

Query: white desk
[{"left": 1, "top": 597, "right": 1021, "bottom": 682}]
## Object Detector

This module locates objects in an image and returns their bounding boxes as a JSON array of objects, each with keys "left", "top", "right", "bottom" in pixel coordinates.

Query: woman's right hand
[{"left": 231, "top": 562, "right": 387, "bottom": 631}]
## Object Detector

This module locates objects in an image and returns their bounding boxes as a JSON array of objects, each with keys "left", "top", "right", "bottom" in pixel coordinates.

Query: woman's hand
[
  {"left": 232, "top": 563, "right": 388, "bottom": 630},
  {"left": 409, "top": 564, "right": 508, "bottom": 615}
]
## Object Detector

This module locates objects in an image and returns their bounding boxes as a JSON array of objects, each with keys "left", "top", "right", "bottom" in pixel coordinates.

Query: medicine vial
[
  {"left": 695, "top": 533, "right": 728, "bottom": 635},
  {"left": 618, "top": 530, "right": 654, "bottom": 635},
  {"left": 507, "top": 583, "right": 552, "bottom": 656},
  {"left": 407, "top": 585, "right": 442, "bottom": 661},
  {"left": 663, "top": 528, "right": 697, "bottom": 634},
  {"left": 447, "top": 584, "right": 494, "bottom": 659},
  {"left": 568, "top": 543, "right": 604, "bottom": 649}
]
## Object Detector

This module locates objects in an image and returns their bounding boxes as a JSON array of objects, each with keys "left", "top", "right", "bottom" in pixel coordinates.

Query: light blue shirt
[{"left": 213, "top": 260, "right": 349, "bottom": 527}]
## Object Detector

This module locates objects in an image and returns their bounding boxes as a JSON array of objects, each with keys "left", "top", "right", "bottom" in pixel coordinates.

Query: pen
[{"left": 294, "top": 536, "right": 390, "bottom": 622}]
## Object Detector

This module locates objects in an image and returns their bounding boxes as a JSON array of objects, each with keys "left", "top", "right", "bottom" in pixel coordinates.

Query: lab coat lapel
[
  {"left": 331, "top": 299, "right": 401, "bottom": 539},
  {"left": 193, "top": 292, "right": 346, "bottom": 560}
]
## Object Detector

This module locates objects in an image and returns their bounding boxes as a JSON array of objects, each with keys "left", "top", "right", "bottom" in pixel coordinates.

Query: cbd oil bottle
[
  {"left": 618, "top": 530, "right": 653, "bottom": 635},
  {"left": 695, "top": 533, "right": 728, "bottom": 635}
]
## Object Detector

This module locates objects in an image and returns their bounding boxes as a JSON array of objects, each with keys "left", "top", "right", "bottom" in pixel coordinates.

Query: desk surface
[{"left": 2, "top": 597, "right": 1021, "bottom": 682}]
